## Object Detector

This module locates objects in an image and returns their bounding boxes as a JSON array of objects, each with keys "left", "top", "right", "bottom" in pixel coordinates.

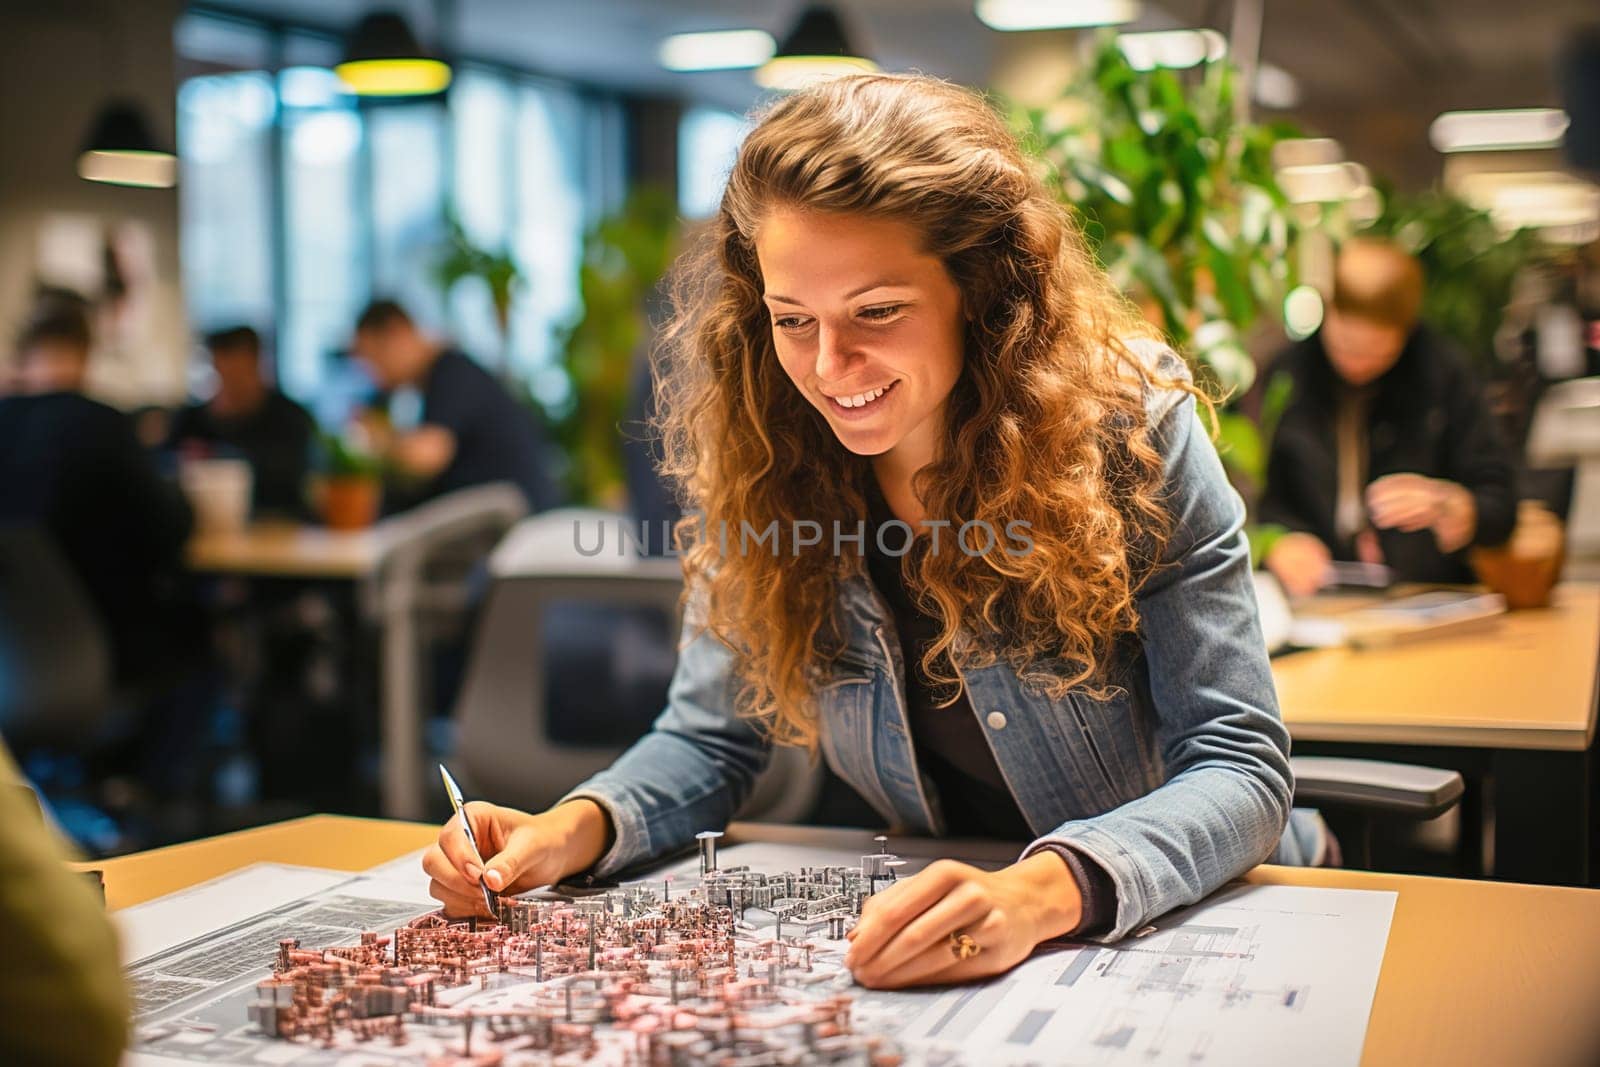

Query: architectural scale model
[{"left": 245, "top": 834, "right": 914, "bottom": 1065}]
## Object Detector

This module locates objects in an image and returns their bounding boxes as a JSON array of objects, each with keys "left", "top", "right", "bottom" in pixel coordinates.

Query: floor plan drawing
[{"left": 119, "top": 845, "right": 1394, "bottom": 1067}]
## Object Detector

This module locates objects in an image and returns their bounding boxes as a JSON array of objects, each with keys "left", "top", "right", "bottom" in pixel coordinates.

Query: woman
[{"left": 425, "top": 73, "right": 1324, "bottom": 991}]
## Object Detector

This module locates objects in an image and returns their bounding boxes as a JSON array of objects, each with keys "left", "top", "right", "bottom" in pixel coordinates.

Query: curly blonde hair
[{"left": 654, "top": 74, "right": 1197, "bottom": 748}]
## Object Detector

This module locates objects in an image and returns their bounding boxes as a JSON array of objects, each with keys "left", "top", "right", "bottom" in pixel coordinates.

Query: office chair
[
  {"left": 1260, "top": 573, "right": 1467, "bottom": 870},
  {"left": 451, "top": 508, "right": 823, "bottom": 822},
  {"left": 360, "top": 483, "right": 531, "bottom": 819},
  {"left": 1289, "top": 757, "right": 1464, "bottom": 869},
  {"left": 0, "top": 525, "right": 114, "bottom": 749}
]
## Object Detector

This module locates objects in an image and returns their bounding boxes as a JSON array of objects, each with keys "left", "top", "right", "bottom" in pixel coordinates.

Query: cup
[
  {"left": 179, "top": 457, "right": 253, "bottom": 533},
  {"left": 1470, "top": 501, "right": 1565, "bottom": 610}
]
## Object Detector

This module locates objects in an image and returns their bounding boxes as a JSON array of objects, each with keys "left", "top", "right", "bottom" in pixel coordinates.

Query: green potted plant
[
  {"left": 1012, "top": 35, "right": 1309, "bottom": 563},
  {"left": 433, "top": 212, "right": 524, "bottom": 376},
  {"left": 1014, "top": 35, "right": 1304, "bottom": 398},
  {"left": 314, "top": 429, "right": 385, "bottom": 530},
  {"left": 548, "top": 186, "right": 682, "bottom": 507}
]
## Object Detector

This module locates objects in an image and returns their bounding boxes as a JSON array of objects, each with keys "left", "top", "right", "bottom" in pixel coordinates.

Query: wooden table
[
  {"left": 186, "top": 521, "right": 381, "bottom": 579},
  {"left": 1272, "top": 584, "right": 1599, "bottom": 886},
  {"left": 183, "top": 494, "right": 525, "bottom": 821},
  {"left": 91, "top": 815, "right": 1600, "bottom": 1067}
]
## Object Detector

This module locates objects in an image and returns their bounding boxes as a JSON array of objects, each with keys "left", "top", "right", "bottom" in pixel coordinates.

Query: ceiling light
[
  {"left": 1117, "top": 29, "right": 1225, "bottom": 71},
  {"left": 1271, "top": 138, "right": 1342, "bottom": 170},
  {"left": 1346, "top": 185, "right": 1383, "bottom": 227},
  {"left": 1277, "top": 162, "right": 1368, "bottom": 204},
  {"left": 1456, "top": 170, "right": 1600, "bottom": 239},
  {"left": 1283, "top": 285, "right": 1324, "bottom": 340},
  {"left": 660, "top": 30, "right": 776, "bottom": 72},
  {"left": 336, "top": 11, "right": 452, "bottom": 97},
  {"left": 755, "top": 6, "right": 878, "bottom": 91},
  {"left": 1428, "top": 108, "right": 1569, "bottom": 153},
  {"left": 1254, "top": 62, "right": 1300, "bottom": 109},
  {"left": 976, "top": 0, "right": 1140, "bottom": 31},
  {"left": 77, "top": 100, "right": 177, "bottom": 188}
]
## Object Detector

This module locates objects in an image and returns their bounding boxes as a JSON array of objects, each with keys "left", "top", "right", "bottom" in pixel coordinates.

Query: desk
[
  {"left": 1272, "top": 584, "right": 1598, "bottom": 885},
  {"left": 184, "top": 492, "right": 526, "bottom": 820},
  {"left": 186, "top": 522, "right": 381, "bottom": 579},
  {"left": 91, "top": 816, "right": 1600, "bottom": 1067}
]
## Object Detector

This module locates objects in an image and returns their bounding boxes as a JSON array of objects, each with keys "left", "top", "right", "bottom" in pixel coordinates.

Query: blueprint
[
  {"left": 119, "top": 844, "right": 1394, "bottom": 1066},
  {"left": 848, "top": 882, "right": 1397, "bottom": 1066}
]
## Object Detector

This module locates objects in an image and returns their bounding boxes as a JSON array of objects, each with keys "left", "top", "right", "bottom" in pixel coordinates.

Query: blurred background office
[{"left": 0, "top": 1, "right": 1597, "bottom": 885}]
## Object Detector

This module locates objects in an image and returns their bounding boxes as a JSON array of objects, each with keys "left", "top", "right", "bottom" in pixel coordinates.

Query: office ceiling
[{"left": 197, "top": 0, "right": 1598, "bottom": 188}]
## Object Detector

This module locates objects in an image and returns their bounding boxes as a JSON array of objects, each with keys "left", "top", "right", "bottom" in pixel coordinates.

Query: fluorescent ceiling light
[
  {"left": 1271, "top": 138, "right": 1342, "bottom": 170},
  {"left": 77, "top": 150, "right": 177, "bottom": 188},
  {"left": 1456, "top": 170, "right": 1600, "bottom": 238},
  {"left": 1429, "top": 108, "right": 1569, "bottom": 153},
  {"left": 975, "top": 0, "right": 1140, "bottom": 32},
  {"left": 337, "top": 12, "right": 451, "bottom": 97},
  {"left": 754, "top": 55, "right": 878, "bottom": 91},
  {"left": 77, "top": 100, "right": 177, "bottom": 188},
  {"left": 1254, "top": 62, "right": 1300, "bottom": 109},
  {"left": 1117, "top": 29, "right": 1225, "bottom": 71},
  {"left": 335, "top": 58, "right": 451, "bottom": 96},
  {"left": 659, "top": 30, "right": 776, "bottom": 72},
  {"left": 1346, "top": 185, "right": 1383, "bottom": 226},
  {"left": 756, "top": 6, "right": 877, "bottom": 91},
  {"left": 1277, "top": 161, "right": 1368, "bottom": 204}
]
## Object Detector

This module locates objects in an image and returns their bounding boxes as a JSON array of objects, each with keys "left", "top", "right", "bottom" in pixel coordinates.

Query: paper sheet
[{"left": 119, "top": 850, "right": 1394, "bottom": 1066}]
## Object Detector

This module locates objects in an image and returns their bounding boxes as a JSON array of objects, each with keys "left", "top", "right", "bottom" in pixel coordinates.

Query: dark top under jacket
[
  {"left": 166, "top": 390, "right": 315, "bottom": 518},
  {"left": 386, "top": 348, "right": 561, "bottom": 514},
  {"left": 860, "top": 477, "right": 1115, "bottom": 936},
  {"left": 0, "top": 392, "right": 194, "bottom": 682},
  {"left": 1259, "top": 325, "right": 1518, "bottom": 584}
]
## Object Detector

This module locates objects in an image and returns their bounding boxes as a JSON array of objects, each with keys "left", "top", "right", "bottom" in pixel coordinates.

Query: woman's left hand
[{"left": 843, "top": 853, "right": 1083, "bottom": 989}]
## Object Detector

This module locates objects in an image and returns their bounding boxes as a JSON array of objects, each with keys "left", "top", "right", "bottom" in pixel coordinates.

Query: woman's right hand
[{"left": 422, "top": 799, "right": 612, "bottom": 917}]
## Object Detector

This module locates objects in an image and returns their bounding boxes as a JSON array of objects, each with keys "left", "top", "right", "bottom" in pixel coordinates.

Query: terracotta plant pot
[
  {"left": 320, "top": 476, "right": 382, "bottom": 531},
  {"left": 1470, "top": 501, "right": 1565, "bottom": 610}
]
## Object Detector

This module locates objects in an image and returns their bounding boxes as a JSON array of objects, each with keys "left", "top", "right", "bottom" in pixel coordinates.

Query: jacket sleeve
[
  {"left": 1255, "top": 364, "right": 1322, "bottom": 538},
  {"left": 1022, "top": 389, "right": 1294, "bottom": 941},
  {"left": 1440, "top": 363, "right": 1518, "bottom": 548},
  {"left": 88, "top": 408, "right": 194, "bottom": 565},
  {"left": 559, "top": 591, "right": 773, "bottom": 878}
]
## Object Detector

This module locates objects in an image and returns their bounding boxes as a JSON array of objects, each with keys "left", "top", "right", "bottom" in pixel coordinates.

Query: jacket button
[{"left": 986, "top": 711, "right": 1008, "bottom": 730}]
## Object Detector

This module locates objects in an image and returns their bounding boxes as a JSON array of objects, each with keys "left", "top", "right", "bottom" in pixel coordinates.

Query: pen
[{"left": 438, "top": 764, "right": 499, "bottom": 917}]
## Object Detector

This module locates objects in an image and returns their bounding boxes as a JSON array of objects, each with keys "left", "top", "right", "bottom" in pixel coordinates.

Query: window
[
  {"left": 512, "top": 83, "right": 589, "bottom": 384},
  {"left": 174, "top": 12, "right": 622, "bottom": 410},
  {"left": 176, "top": 71, "right": 275, "bottom": 336},
  {"left": 678, "top": 107, "right": 752, "bottom": 219},
  {"left": 369, "top": 104, "right": 450, "bottom": 331},
  {"left": 280, "top": 68, "right": 363, "bottom": 403},
  {"left": 448, "top": 69, "right": 516, "bottom": 372}
]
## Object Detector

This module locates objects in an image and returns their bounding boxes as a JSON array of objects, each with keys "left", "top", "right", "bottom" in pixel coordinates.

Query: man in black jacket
[
  {"left": 349, "top": 300, "right": 560, "bottom": 514},
  {"left": 1260, "top": 237, "right": 1517, "bottom": 595},
  {"left": 0, "top": 302, "right": 194, "bottom": 684},
  {"left": 166, "top": 326, "right": 315, "bottom": 518}
]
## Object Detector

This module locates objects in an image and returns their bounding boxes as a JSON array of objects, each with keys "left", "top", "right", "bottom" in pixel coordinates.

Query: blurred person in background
[
  {"left": 0, "top": 299, "right": 194, "bottom": 684},
  {"left": 0, "top": 298, "right": 210, "bottom": 821},
  {"left": 1260, "top": 237, "right": 1518, "bottom": 595},
  {"left": 165, "top": 326, "right": 315, "bottom": 518},
  {"left": 349, "top": 299, "right": 560, "bottom": 514}
]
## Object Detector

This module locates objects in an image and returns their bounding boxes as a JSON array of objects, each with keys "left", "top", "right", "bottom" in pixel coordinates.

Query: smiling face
[{"left": 755, "top": 209, "right": 967, "bottom": 467}]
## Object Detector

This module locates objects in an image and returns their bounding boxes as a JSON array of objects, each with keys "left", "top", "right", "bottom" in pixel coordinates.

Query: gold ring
[{"left": 949, "top": 931, "right": 982, "bottom": 961}]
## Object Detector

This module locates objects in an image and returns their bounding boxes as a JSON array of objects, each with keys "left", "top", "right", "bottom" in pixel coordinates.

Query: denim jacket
[{"left": 565, "top": 346, "right": 1321, "bottom": 942}]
